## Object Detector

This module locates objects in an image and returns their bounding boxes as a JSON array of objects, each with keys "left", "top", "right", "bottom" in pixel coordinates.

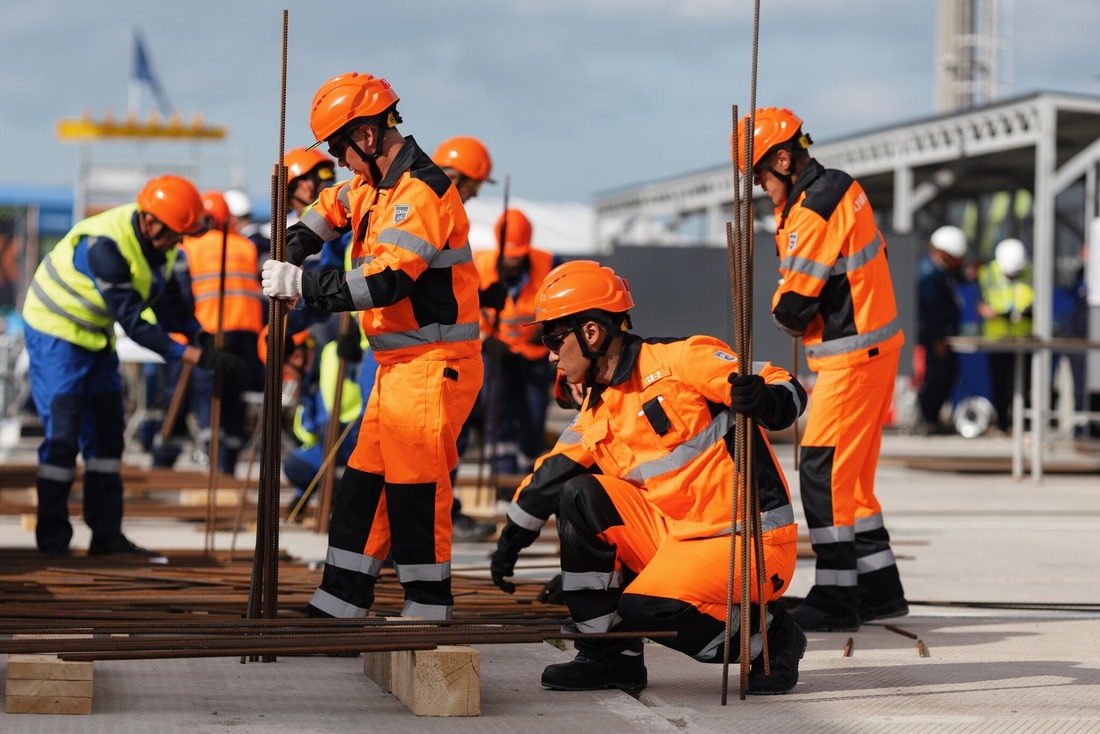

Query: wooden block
[
  {"left": 5, "top": 695, "right": 92, "bottom": 715},
  {"left": 5, "top": 635, "right": 96, "bottom": 715},
  {"left": 7, "top": 678, "right": 94, "bottom": 697},
  {"left": 178, "top": 489, "right": 242, "bottom": 507},
  {"left": 20, "top": 512, "right": 36, "bottom": 531},
  {"left": 362, "top": 617, "right": 403, "bottom": 692},
  {"left": 390, "top": 645, "right": 479, "bottom": 717},
  {"left": 362, "top": 650, "right": 394, "bottom": 692},
  {"left": 6, "top": 654, "right": 94, "bottom": 681}
]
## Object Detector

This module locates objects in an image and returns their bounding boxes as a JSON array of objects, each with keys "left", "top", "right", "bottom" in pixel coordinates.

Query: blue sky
[{"left": 2, "top": 0, "right": 1098, "bottom": 205}]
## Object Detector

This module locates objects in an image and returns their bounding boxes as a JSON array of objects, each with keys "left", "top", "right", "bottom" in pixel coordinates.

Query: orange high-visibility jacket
[
  {"left": 771, "top": 159, "right": 904, "bottom": 371},
  {"left": 474, "top": 247, "right": 555, "bottom": 360},
  {"left": 180, "top": 229, "right": 264, "bottom": 333},
  {"left": 300, "top": 138, "right": 480, "bottom": 366},
  {"left": 511, "top": 334, "right": 801, "bottom": 544}
]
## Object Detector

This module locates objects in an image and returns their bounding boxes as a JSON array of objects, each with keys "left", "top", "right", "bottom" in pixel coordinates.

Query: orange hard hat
[
  {"left": 200, "top": 190, "right": 229, "bottom": 230},
  {"left": 285, "top": 147, "right": 336, "bottom": 185},
  {"left": 308, "top": 72, "right": 400, "bottom": 145},
  {"left": 733, "top": 107, "right": 805, "bottom": 173},
  {"left": 136, "top": 175, "right": 205, "bottom": 235},
  {"left": 494, "top": 209, "right": 533, "bottom": 257},
  {"left": 533, "top": 260, "right": 634, "bottom": 324},
  {"left": 432, "top": 136, "right": 494, "bottom": 183}
]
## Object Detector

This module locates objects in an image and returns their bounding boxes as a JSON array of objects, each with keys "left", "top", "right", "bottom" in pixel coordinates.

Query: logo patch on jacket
[
  {"left": 394, "top": 205, "right": 411, "bottom": 224},
  {"left": 714, "top": 350, "right": 735, "bottom": 363},
  {"left": 787, "top": 232, "right": 798, "bottom": 252},
  {"left": 642, "top": 369, "right": 666, "bottom": 387}
]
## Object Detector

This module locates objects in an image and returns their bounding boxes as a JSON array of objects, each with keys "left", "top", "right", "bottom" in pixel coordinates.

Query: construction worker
[
  {"left": 491, "top": 260, "right": 808, "bottom": 695},
  {"left": 433, "top": 135, "right": 498, "bottom": 542},
  {"left": 432, "top": 136, "right": 495, "bottom": 203},
  {"left": 977, "top": 237, "right": 1034, "bottom": 434},
  {"left": 262, "top": 72, "right": 483, "bottom": 620},
  {"left": 738, "top": 107, "right": 908, "bottom": 632},
  {"left": 178, "top": 191, "right": 265, "bottom": 474},
  {"left": 21, "top": 175, "right": 246, "bottom": 556},
  {"left": 918, "top": 226, "right": 968, "bottom": 434},
  {"left": 474, "top": 208, "right": 560, "bottom": 475}
]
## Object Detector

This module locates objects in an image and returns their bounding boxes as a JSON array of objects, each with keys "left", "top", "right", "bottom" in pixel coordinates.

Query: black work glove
[
  {"left": 285, "top": 221, "right": 325, "bottom": 267},
  {"left": 191, "top": 330, "right": 215, "bottom": 351},
  {"left": 728, "top": 373, "right": 776, "bottom": 424},
  {"left": 335, "top": 330, "right": 363, "bottom": 363},
  {"left": 479, "top": 281, "right": 508, "bottom": 311},
  {"left": 489, "top": 547, "right": 518, "bottom": 594},
  {"left": 198, "top": 348, "right": 248, "bottom": 383}
]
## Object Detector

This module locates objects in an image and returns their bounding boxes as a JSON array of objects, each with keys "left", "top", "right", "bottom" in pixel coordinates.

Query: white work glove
[{"left": 262, "top": 259, "right": 303, "bottom": 301}]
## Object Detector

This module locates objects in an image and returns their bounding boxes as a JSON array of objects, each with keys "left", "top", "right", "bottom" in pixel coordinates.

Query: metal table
[{"left": 945, "top": 336, "right": 1100, "bottom": 481}]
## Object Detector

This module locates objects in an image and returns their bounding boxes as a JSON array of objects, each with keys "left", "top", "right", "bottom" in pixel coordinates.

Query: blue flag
[{"left": 132, "top": 29, "right": 173, "bottom": 116}]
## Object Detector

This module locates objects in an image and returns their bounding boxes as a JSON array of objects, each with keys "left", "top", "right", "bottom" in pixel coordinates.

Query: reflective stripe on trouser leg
[
  {"left": 308, "top": 467, "right": 387, "bottom": 618},
  {"left": 855, "top": 512, "right": 905, "bottom": 605},
  {"left": 798, "top": 444, "right": 858, "bottom": 614},
  {"left": 347, "top": 357, "right": 482, "bottom": 621},
  {"left": 82, "top": 389, "right": 126, "bottom": 543},
  {"left": 556, "top": 474, "right": 654, "bottom": 658},
  {"left": 34, "top": 389, "right": 82, "bottom": 551}
]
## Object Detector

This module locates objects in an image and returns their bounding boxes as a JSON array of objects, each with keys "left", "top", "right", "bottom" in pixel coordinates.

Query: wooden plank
[
  {"left": 5, "top": 694, "right": 92, "bottom": 715},
  {"left": 6, "top": 654, "right": 94, "bottom": 681},
  {"left": 390, "top": 645, "right": 480, "bottom": 717},
  {"left": 7, "top": 678, "right": 94, "bottom": 697}
]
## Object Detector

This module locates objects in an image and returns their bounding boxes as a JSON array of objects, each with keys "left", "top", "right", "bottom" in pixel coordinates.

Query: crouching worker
[{"left": 490, "top": 260, "right": 808, "bottom": 695}]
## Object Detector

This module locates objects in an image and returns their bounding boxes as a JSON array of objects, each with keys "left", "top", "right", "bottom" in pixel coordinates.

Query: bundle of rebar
[
  {"left": 721, "top": 0, "right": 767, "bottom": 703},
  {"left": 247, "top": 10, "right": 289, "bottom": 654}
]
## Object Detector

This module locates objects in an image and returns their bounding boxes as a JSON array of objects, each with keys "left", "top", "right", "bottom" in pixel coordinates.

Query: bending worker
[
  {"left": 262, "top": 72, "right": 483, "bottom": 620},
  {"left": 739, "top": 107, "right": 908, "bottom": 632},
  {"left": 491, "top": 260, "right": 808, "bottom": 695},
  {"left": 22, "top": 175, "right": 246, "bottom": 556}
]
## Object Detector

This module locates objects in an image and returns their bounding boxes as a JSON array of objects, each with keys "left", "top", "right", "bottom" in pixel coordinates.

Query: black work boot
[
  {"left": 789, "top": 602, "right": 859, "bottom": 632},
  {"left": 541, "top": 641, "right": 647, "bottom": 694},
  {"left": 88, "top": 535, "right": 160, "bottom": 558},
  {"left": 748, "top": 605, "right": 807, "bottom": 695},
  {"left": 859, "top": 596, "right": 909, "bottom": 623}
]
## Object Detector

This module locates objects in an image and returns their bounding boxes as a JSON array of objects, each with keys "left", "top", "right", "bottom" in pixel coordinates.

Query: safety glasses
[
  {"left": 541, "top": 327, "right": 573, "bottom": 353},
  {"left": 326, "top": 130, "right": 353, "bottom": 161}
]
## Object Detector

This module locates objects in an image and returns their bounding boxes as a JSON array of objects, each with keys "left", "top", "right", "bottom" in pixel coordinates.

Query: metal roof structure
[{"left": 594, "top": 90, "right": 1100, "bottom": 340}]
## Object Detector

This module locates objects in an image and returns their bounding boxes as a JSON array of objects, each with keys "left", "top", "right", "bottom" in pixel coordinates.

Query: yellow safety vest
[
  {"left": 23, "top": 204, "right": 178, "bottom": 351},
  {"left": 978, "top": 261, "right": 1033, "bottom": 338},
  {"left": 292, "top": 341, "right": 364, "bottom": 447}
]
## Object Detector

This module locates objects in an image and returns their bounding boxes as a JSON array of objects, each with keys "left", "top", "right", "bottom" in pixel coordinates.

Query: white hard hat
[
  {"left": 994, "top": 238, "right": 1028, "bottom": 277},
  {"left": 223, "top": 189, "right": 251, "bottom": 218},
  {"left": 929, "top": 226, "right": 967, "bottom": 258}
]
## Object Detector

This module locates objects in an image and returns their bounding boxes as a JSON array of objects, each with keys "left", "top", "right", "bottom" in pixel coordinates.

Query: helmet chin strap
[
  {"left": 573, "top": 319, "right": 619, "bottom": 390},
  {"left": 345, "top": 124, "right": 386, "bottom": 184}
]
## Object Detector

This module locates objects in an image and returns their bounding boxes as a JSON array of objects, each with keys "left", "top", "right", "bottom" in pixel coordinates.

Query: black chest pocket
[{"left": 640, "top": 396, "right": 672, "bottom": 436}]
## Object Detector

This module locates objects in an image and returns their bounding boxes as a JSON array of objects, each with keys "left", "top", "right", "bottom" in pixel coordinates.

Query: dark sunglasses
[
  {"left": 326, "top": 130, "right": 353, "bottom": 160},
  {"left": 541, "top": 327, "right": 573, "bottom": 352}
]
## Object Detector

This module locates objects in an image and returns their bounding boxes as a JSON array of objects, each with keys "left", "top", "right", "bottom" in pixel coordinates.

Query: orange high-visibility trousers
[
  {"left": 798, "top": 348, "right": 905, "bottom": 617},
  {"left": 557, "top": 473, "right": 796, "bottom": 662},
  {"left": 307, "top": 355, "right": 482, "bottom": 620}
]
